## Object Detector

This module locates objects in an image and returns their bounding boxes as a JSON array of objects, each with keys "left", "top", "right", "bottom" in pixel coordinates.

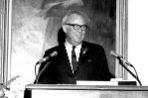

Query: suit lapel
[
  {"left": 79, "top": 42, "right": 89, "bottom": 63},
  {"left": 59, "top": 44, "right": 73, "bottom": 73}
]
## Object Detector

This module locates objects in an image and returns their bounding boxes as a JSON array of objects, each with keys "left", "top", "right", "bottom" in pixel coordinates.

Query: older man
[{"left": 35, "top": 11, "right": 114, "bottom": 84}]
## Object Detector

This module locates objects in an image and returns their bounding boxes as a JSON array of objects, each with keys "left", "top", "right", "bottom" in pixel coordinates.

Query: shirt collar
[
  {"left": 64, "top": 40, "right": 82, "bottom": 50},
  {"left": 64, "top": 40, "right": 82, "bottom": 61}
]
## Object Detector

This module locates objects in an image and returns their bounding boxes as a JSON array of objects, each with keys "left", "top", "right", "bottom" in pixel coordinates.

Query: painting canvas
[{"left": 9, "top": 0, "right": 116, "bottom": 97}]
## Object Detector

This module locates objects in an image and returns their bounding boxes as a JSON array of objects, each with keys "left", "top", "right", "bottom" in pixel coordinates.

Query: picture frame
[{"left": 0, "top": 0, "right": 128, "bottom": 97}]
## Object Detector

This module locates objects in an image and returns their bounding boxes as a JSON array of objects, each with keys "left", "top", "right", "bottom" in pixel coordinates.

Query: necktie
[{"left": 72, "top": 46, "right": 78, "bottom": 72}]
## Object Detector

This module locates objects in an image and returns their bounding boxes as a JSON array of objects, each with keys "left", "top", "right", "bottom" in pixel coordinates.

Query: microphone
[
  {"left": 35, "top": 56, "right": 49, "bottom": 65},
  {"left": 35, "top": 51, "right": 58, "bottom": 65},
  {"left": 110, "top": 51, "right": 142, "bottom": 86},
  {"left": 110, "top": 51, "right": 133, "bottom": 67},
  {"left": 34, "top": 51, "right": 57, "bottom": 83}
]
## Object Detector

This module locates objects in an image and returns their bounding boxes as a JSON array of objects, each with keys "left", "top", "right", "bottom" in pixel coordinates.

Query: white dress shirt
[{"left": 64, "top": 41, "right": 82, "bottom": 71}]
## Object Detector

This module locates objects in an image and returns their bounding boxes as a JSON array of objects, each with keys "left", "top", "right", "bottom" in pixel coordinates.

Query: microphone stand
[
  {"left": 34, "top": 62, "right": 51, "bottom": 84},
  {"left": 34, "top": 58, "right": 49, "bottom": 81},
  {"left": 118, "top": 57, "right": 142, "bottom": 86}
]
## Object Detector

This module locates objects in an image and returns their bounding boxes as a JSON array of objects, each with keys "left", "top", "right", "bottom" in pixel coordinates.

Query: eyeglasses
[{"left": 65, "top": 24, "right": 87, "bottom": 31}]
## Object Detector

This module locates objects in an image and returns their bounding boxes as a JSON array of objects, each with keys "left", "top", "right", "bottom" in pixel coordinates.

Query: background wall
[{"left": 128, "top": 0, "right": 148, "bottom": 85}]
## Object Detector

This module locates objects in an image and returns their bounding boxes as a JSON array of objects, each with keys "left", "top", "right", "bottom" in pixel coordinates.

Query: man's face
[{"left": 63, "top": 14, "right": 87, "bottom": 46}]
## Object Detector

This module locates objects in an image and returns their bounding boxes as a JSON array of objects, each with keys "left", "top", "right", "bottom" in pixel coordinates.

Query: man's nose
[{"left": 77, "top": 28, "right": 84, "bottom": 33}]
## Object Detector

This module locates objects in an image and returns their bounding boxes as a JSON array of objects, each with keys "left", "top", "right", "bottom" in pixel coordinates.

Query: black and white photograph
[{"left": 1, "top": 0, "right": 148, "bottom": 98}]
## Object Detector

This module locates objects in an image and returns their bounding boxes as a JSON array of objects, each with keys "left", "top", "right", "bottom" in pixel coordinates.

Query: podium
[{"left": 25, "top": 84, "right": 148, "bottom": 98}]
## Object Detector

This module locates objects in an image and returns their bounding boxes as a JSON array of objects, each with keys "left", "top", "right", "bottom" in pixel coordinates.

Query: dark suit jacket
[{"left": 36, "top": 41, "right": 114, "bottom": 84}]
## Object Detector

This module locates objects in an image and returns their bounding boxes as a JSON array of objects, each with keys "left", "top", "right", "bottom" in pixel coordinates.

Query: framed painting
[{"left": 0, "top": 0, "right": 128, "bottom": 97}]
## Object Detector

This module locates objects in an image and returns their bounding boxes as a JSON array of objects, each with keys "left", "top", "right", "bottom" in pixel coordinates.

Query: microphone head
[
  {"left": 110, "top": 50, "right": 122, "bottom": 58},
  {"left": 36, "top": 51, "right": 57, "bottom": 65},
  {"left": 50, "top": 51, "right": 57, "bottom": 57},
  {"left": 110, "top": 50, "right": 116, "bottom": 57},
  {"left": 42, "top": 56, "right": 49, "bottom": 62}
]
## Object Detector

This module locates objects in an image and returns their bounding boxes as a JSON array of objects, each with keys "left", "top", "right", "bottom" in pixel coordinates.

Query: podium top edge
[{"left": 25, "top": 84, "right": 148, "bottom": 91}]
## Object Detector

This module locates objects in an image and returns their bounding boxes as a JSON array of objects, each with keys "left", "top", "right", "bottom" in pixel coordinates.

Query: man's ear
[{"left": 62, "top": 25, "right": 67, "bottom": 33}]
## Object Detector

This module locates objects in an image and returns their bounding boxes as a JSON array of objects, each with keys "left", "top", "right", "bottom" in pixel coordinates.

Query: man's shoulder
[
  {"left": 83, "top": 41, "right": 104, "bottom": 49},
  {"left": 83, "top": 41, "right": 106, "bottom": 57},
  {"left": 44, "top": 44, "right": 63, "bottom": 56},
  {"left": 45, "top": 45, "right": 59, "bottom": 52}
]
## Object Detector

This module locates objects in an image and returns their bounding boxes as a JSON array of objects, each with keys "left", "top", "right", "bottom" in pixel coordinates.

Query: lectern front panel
[
  {"left": 25, "top": 84, "right": 148, "bottom": 98},
  {"left": 31, "top": 89, "right": 148, "bottom": 98}
]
